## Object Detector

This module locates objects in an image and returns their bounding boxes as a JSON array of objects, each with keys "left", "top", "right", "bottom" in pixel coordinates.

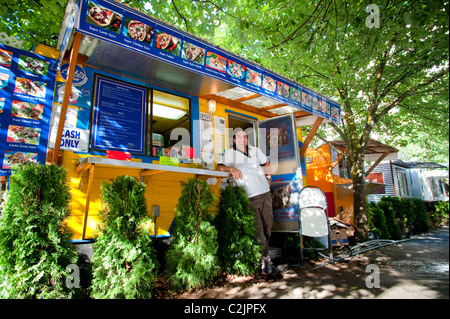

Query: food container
[{"left": 152, "top": 133, "right": 164, "bottom": 146}]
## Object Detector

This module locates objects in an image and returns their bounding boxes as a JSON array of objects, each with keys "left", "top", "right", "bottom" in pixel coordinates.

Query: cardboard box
[{"left": 331, "top": 229, "right": 349, "bottom": 246}]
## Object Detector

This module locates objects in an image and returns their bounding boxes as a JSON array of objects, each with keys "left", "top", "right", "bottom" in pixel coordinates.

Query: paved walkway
[{"left": 178, "top": 226, "right": 449, "bottom": 299}]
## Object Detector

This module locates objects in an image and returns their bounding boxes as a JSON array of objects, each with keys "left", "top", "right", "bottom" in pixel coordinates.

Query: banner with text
[
  {"left": 74, "top": 0, "right": 340, "bottom": 124},
  {"left": 0, "top": 43, "right": 56, "bottom": 176}
]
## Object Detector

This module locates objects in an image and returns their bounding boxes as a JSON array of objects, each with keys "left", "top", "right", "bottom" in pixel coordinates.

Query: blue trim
[
  {"left": 225, "top": 109, "right": 258, "bottom": 121},
  {"left": 72, "top": 239, "right": 95, "bottom": 244}
]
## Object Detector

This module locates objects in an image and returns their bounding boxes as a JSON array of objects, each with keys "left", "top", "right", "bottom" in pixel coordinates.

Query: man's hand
[
  {"left": 217, "top": 164, "right": 242, "bottom": 180},
  {"left": 228, "top": 167, "right": 242, "bottom": 180}
]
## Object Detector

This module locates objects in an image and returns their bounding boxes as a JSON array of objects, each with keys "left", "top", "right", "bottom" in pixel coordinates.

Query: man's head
[{"left": 233, "top": 129, "right": 248, "bottom": 152}]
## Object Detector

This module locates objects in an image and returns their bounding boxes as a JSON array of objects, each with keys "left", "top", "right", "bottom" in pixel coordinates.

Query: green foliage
[
  {"left": 216, "top": 186, "right": 262, "bottom": 275},
  {"left": 90, "top": 175, "right": 158, "bottom": 299},
  {"left": 369, "top": 197, "right": 443, "bottom": 239},
  {"left": 377, "top": 199, "right": 402, "bottom": 240},
  {"left": 425, "top": 201, "right": 449, "bottom": 228},
  {"left": 165, "top": 179, "right": 219, "bottom": 291},
  {"left": 403, "top": 198, "right": 430, "bottom": 234},
  {"left": 0, "top": 0, "right": 67, "bottom": 50},
  {"left": 367, "top": 202, "right": 390, "bottom": 239},
  {"left": 0, "top": 163, "right": 78, "bottom": 299}
]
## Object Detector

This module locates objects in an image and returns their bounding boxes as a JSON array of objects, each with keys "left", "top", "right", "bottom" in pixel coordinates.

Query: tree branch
[{"left": 171, "top": 0, "right": 189, "bottom": 30}]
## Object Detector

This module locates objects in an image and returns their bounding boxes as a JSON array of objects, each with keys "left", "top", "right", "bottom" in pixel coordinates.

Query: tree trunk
[{"left": 351, "top": 157, "right": 369, "bottom": 242}]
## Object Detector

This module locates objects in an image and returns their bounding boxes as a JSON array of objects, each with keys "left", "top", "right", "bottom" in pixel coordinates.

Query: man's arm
[
  {"left": 263, "top": 161, "right": 271, "bottom": 187},
  {"left": 216, "top": 164, "right": 243, "bottom": 180}
]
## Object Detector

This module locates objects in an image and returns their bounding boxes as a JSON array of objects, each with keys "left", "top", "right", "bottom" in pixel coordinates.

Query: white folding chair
[{"left": 298, "top": 186, "right": 334, "bottom": 263}]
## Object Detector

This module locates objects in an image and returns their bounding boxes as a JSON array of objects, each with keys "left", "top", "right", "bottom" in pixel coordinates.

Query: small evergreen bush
[
  {"left": 165, "top": 178, "right": 219, "bottom": 291},
  {"left": 0, "top": 163, "right": 78, "bottom": 298},
  {"left": 216, "top": 185, "right": 262, "bottom": 275},
  {"left": 367, "top": 202, "right": 389, "bottom": 239},
  {"left": 377, "top": 199, "right": 402, "bottom": 240},
  {"left": 90, "top": 175, "right": 158, "bottom": 299},
  {"left": 379, "top": 196, "right": 408, "bottom": 236},
  {"left": 425, "top": 201, "right": 449, "bottom": 228},
  {"left": 408, "top": 198, "right": 430, "bottom": 234}
]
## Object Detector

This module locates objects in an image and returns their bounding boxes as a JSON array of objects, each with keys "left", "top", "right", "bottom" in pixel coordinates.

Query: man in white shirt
[{"left": 217, "top": 129, "right": 277, "bottom": 275}]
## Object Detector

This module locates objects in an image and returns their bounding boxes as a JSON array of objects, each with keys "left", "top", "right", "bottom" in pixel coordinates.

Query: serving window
[
  {"left": 90, "top": 74, "right": 191, "bottom": 157},
  {"left": 148, "top": 90, "right": 191, "bottom": 156}
]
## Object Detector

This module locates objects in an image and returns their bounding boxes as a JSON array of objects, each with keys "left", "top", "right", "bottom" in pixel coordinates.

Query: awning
[
  {"left": 329, "top": 139, "right": 399, "bottom": 162},
  {"left": 56, "top": 0, "right": 340, "bottom": 124},
  {"left": 391, "top": 160, "right": 447, "bottom": 169}
]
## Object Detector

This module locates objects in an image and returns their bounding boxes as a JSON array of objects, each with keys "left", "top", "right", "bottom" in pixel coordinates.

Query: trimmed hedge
[{"left": 368, "top": 196, "right": 448, "bottom": 239}]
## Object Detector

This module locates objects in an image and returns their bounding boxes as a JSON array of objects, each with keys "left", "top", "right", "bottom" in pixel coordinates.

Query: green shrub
[
  {"left": 403, "top": 198, "right": 430, "bottom": 234},
  {"left": 379, "top": 196, "right": 407, "bottom": 235},
  {"left": 90, "top": 175, "right": 158, "bottom": 299},
  {"left": 0, "top": 163, "right": 78, "bottom": 298},
  {"left": 425, "top": 201, "right": 449, "bottom": 227},
  {"left": 367, "top": 202, "right": 389, "bottom": 239},
  {"left": 165, "top": 179, "right": 219, "bottom": 291},
  {"left": 216, "top": 185, "right": 262, "bottom": 275},
  {"left": 377, "top": 199, "right": 402, "bottom": 240}
]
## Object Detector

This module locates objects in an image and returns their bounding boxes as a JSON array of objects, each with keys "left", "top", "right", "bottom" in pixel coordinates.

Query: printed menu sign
[
  {"left": 91, "top": 75, "right": 146, "bottom": 154},
  {"left": 0, "top": 43, "right": 56, "bottom": 176},
  {"left": 74, "top": 0, "right": 341, "bottom": 124}
]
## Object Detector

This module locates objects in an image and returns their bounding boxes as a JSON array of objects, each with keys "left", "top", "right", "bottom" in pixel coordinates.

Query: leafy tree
[
  {"left": 90, "top": 175, "right": 158, "bottom": 299},
  {"left": 165, "top": 178, "right": 219, "bottom": 291},
  {"left": 133, "top": 1, "right": 449, "bottom": 241},
  {"left": 0, "top": 0, "right": 67, "bottom": 50},
  {"left": 216, "top": 185, "right": 262, "bottom": 275},
  {"left": 0, "top": 163, "right": 78, "bottom": 298}
]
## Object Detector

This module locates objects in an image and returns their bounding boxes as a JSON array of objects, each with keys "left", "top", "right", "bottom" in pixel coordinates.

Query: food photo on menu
[
  {"left": 2, "top": 151, "right": 38, "bottom": 169},
  {"left": 332, "top": 106, "right": 339, "bottom": 118},
  {"left": 182, "top": 42, "right": 205, "bottom": 65},
  {"left": 6, "top": 125, "right": 41, "bottom": 145},
  {"left": 302, "top": 92, "right": 312, "bottom": 107},
  {"left": 0, "top": 72, "right": 9, "bottom": 89},
  {"left": 245, "top": 68, "right": 262, "bottom": 87},
  {"left": 227, "top": 60, "right": 245, "bottom": 80},
  {"left": 18, "top": 55, "right": 49, "bottom": 76},
  {"left": 11, "top": 101, "right": 44, "bottom": 121},
  {"left": 86, "top": 1, "right": 123, "bottom": 33},
  {"left": 123, "top": 17, "right": 153, "bottom": 44},
  {"left": 262, "top": 75, "right": 276, "bottom": 92},
  {"left": 321, "top": 100, "right": 330, "bottom": 114},
  {"left": 206, "top": 52, "right": 226, "bottom": 73},
  {"left": 291, "top": 87, "right": 301, "bottom": 103},
  {"left": 277, "top": 81, "right": 290, "bottom": 98},
  {"left": 155, "top": 30, "right": 182, "bottom": 56},
  {"left": 0, "top": 48, "right": 13, "bottom": 68},
  {"left": 312, "top": 97, "right": 321, "bottom": 111},
  {"left": 14, "top": 77, "right": 46, "bottom": 98}
]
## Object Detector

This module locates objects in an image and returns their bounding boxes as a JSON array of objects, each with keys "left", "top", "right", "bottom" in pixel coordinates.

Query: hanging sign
[
  {"left": 0, "top": 43, "right": 56, "bottom": 176},
  {"left": 91, "top": 75, "right": 146, "bottom": 154}
]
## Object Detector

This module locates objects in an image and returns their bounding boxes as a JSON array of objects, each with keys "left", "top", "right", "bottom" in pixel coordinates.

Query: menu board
[
  {"left": 0, "top": 44, "right": 56, "bottom": 176},
  {"left": 74, "top": 0, "right": 341, "bottom": 124},
  {"left": 91, "top": 75, "right": 146, "bottom": 154}
]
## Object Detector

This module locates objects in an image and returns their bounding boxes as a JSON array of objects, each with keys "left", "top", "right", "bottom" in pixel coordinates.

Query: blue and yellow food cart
[{"left": 0, "top": 0, "right": 342, "bottom": 241}]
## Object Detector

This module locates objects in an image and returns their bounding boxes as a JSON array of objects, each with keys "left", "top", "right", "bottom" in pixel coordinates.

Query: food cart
[
  {"left": 305, "top": 139, "right": 399, "bottom": 224},
  {"left": 1, "top": 0, "right": 341, "bottom": 241}
]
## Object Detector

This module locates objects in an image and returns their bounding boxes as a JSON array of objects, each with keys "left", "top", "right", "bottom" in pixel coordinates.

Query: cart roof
[{"left": 57, "top": 0, "right": 340, "bottom": 125}]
